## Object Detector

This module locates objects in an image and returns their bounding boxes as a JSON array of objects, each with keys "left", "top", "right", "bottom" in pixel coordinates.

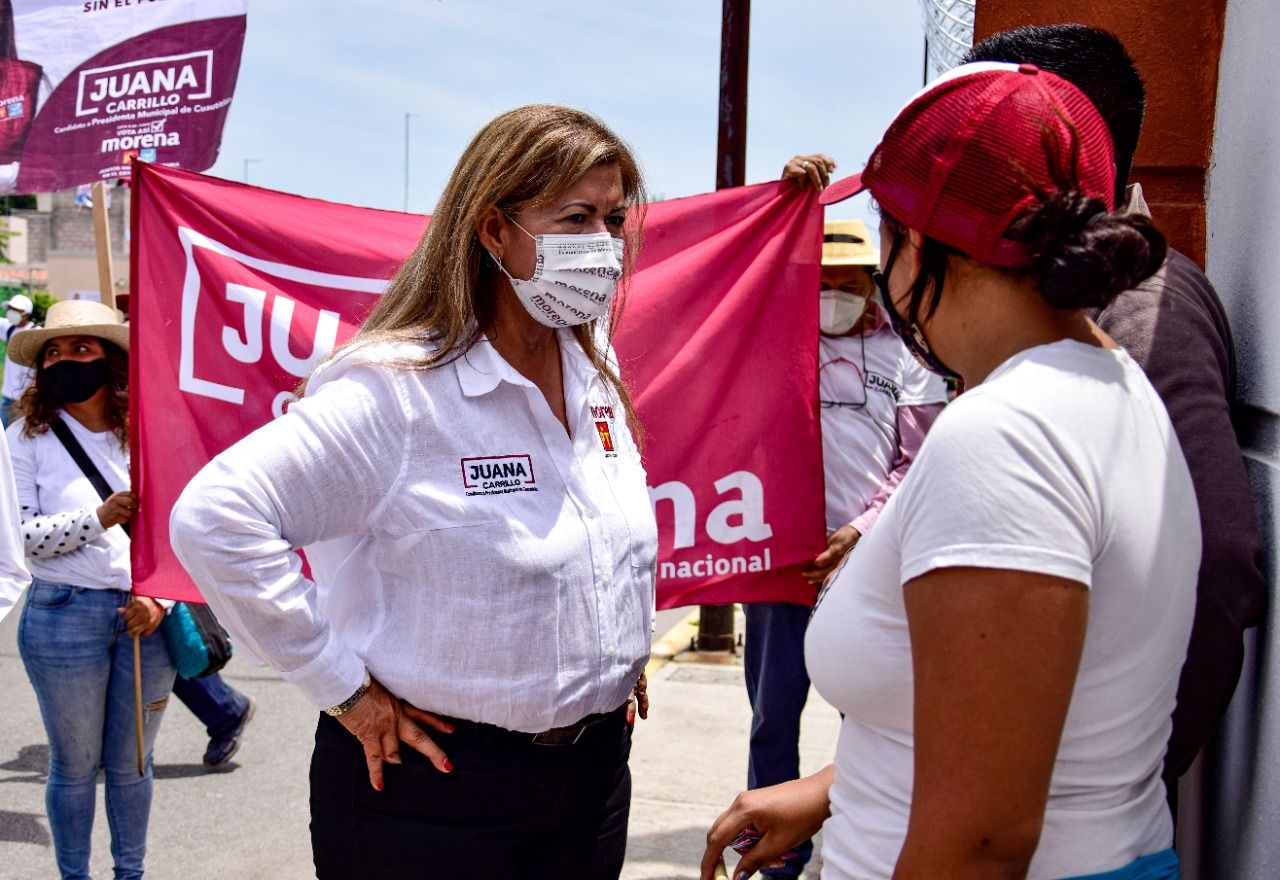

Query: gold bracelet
[{"left": 324, "top": 671, "right": 372, "bottom": 717}]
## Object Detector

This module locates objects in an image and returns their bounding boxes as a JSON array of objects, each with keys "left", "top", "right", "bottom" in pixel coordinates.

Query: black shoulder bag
[{"left": 51, "top": 418, "right": 233, "bottom": 678}]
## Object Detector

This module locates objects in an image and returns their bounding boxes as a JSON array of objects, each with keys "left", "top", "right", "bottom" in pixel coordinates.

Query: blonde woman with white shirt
[{"left": 171, "top": 105, "right": 657, "bottom": 880}]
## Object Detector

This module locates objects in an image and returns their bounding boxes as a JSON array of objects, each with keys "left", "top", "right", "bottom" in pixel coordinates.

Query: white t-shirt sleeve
[
  {"left": 893, "top": 394, "right": 1098, "bottom": 588},
  {"left": 897, "top": 349, "right": 949, "bottom": 407}
]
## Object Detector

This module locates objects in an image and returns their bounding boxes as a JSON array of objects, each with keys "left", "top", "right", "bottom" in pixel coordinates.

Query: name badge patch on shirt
[
  {"left": 866, "top": 372, "right": 902, "bottom": 402},
  {"left": 591, "top": 405, "right": 619, "bottom": 458},
  {"left": 461, "top": 454, "right": 539, "bottom": 496}
]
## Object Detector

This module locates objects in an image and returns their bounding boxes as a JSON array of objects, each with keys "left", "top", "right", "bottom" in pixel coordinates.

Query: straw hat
[
  {"left": 7, "top": 300, "right": 129, "bottom": 368},
  {"left": 822, "top": 219, "right": 878, "bottom": 267}
]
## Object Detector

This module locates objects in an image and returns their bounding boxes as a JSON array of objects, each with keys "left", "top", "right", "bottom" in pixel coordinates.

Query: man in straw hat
[{"left": 738, "top": 156, "right": 948, "bottom": 878}]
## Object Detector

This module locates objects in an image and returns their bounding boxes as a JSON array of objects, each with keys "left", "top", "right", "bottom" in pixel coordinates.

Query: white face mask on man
[
  {"left": 6, "top": 309, "right": 26, "bottom": 326},
  {"left": 818, "top": 289, "right": 868, "bottom": 336},
  {"left": 493, "top": 220, "right": 624, "bottom": 328}
]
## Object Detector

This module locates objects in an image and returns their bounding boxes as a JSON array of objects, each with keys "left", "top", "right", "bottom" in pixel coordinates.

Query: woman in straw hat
[
  {"left": 171, "top": 104, "right": 656, "bottom": 878},
  {"left": 6, "top": 299, "right": 175, "bottom": 880},
  {"left": 703, "top": 63, "right": 1194, "bottom": 880}
]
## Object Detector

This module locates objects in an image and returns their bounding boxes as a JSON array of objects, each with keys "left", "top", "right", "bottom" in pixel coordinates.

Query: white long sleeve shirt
[
  {"left": 170, "top": 333, "right": 658, "bottom": 733},
  {"left": 3, "top": 321, "right": 39, "bottom": 401},
  {"left": 0, "top": 427, "right": 33, "bottom": 623},
  {"left": 819, "top": 305, "right": 948, "bottom": 535},
  {"left": 6, "top": 414, "right": 130, "bottom": 593}
]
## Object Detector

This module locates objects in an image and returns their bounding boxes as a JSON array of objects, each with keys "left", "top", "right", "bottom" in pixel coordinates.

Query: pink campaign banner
[
  {"left": 613, "top": 186, "right": 825, "bottom": 608},
  {"left": 131, "top": 163, "right": 825, "bottom": 609},
  {"left": 0, "top": 0, "right": 247, "bottom": 194}
]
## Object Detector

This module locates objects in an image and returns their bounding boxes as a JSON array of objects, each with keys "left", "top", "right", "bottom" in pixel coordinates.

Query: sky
[{"left": 207, "top": 1, "right": 926, "bottom": 239}]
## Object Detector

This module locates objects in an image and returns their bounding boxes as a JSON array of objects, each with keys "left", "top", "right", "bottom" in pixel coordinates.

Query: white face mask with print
[
  {"left": 819, "top": 289, "right": 868, "bottom": 336},
  {"left": 493, "top": 221, "right": 624, "bottom": 328}
]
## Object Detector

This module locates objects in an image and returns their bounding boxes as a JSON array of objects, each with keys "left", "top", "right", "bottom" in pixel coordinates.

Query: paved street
[{"left": 0, "top": 604, "right": 839, "bottom": 879}]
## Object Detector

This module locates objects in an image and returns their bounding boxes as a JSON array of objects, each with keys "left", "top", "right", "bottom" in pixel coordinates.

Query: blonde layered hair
[{"left": 348, "top": 104, "right": 647, "bottom": 425}]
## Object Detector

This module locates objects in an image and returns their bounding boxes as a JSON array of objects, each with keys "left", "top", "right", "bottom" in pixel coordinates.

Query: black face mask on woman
[
  {"left": 43, "top": 358, "right": 109, "bottom": 404},
  {"left": 873, "top": 240, "right": 962, "bottom": 382}
]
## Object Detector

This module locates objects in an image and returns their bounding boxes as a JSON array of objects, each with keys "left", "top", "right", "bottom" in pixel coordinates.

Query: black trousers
[{"left": 309, "top": 707, "right": 632, "bottom": 879}]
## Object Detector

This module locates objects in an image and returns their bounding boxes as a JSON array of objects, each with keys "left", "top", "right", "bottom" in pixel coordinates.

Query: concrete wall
[
  {"left": 17, "top": 211, "right": 49, "bottom": 263},
  {"left": 46, "top": 187, "right": 129, "bottom": 258},
  {"left": 4, "top": 185, "right": 130, "bottom": 300},
  {"left": 46, "top": 254, "right": 131, "bottom": 301},
  {"left": 1201, "top": 0, "right": 1280, "bottom": 874}
]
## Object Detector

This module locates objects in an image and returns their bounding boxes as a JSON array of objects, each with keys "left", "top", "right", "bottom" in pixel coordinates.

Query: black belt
[{"left": 455, "top": 703, "right": 627, "bottom": 748}]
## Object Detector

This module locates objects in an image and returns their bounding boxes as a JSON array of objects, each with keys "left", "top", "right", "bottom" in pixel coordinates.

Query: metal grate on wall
[{"left": 921, "top": 0, "right": 976, "bottom": 82}]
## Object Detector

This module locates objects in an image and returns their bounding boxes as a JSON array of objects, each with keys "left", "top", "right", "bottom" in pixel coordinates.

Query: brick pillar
[{"left": 973, "top": 1, "right": 1228, "bottom": 268}]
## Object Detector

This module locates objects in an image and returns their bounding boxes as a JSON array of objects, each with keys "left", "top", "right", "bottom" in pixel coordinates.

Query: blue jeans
[
  {"left": 743, "top": 602, "right": 814, "bottom": 876},
  {"left": 18, "top": 582, "right": 176, "bottom": 880},
  {"left": 172, "top": 672, "right": 250, "bottom": 739},
  {"left": 1064, "top": 849, "right": 1179, "bottom": 879}
]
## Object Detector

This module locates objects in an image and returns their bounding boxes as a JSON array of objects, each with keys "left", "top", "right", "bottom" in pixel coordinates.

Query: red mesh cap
[{"left": 819, "top": 62, "right": 1116, "bottom": 268}]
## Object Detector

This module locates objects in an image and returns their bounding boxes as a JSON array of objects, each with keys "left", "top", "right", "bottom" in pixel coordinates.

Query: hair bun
[{"left": 1010, "top": 190, "right": 1168, "bottom": 310}]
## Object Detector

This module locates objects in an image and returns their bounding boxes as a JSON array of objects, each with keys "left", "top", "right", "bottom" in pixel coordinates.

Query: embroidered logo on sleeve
[
  {"left": 591, "top": 405, "right": 619, "bottom": 458},
  {"left": 461, "top": 455, "right": 539, "bottom": 496},
  {"left": 595, "top": 421, "right": 615, "bottom": 452}
]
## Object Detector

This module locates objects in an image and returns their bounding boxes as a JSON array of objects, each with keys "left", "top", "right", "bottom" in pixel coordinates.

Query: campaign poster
[{"left": 0, "top": 0, "right": 247, "bottom": 194}]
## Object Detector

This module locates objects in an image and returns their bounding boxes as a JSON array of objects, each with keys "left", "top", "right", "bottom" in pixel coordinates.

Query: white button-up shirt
[{"left": 170, "top": 332, "right": 657, "bottom": 733}]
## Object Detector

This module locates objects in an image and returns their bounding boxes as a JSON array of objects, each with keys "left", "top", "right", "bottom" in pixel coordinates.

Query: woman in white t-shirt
[
  {"left": 6, "top": 300, "right": 175, "bottom": 880},
  {"left": 702, "top": 64, "right": 1197, "bottom": 880}
]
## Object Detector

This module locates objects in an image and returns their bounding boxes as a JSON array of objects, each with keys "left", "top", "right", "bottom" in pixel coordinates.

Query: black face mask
[
  {"left": 43, "top": 358, "right": 109, "bottom": 404},
  {"left": 873, "top": 240, "right": 962, "bottom": 382}
]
